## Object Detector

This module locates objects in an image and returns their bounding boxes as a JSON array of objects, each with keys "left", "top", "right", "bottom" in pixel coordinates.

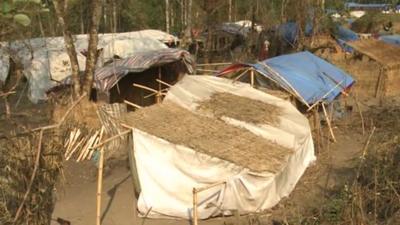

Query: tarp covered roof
[
  {"left": 345, "top": 2, "right": 391, "bottom": 10},
  {"left": 379, "top": 35, "right": 400, "bottom": 46},
  {"left": 94, "top": 48, "right": 194, "bottom": 92},
  {"left": 336, "top": 25, "right": 359, "bottom": 52},
  {"left": 347, "top": 39, "right": 400, "bottom": 68},
  {"left": 218, "top": 51, "right": 355, "bottom": 107}
]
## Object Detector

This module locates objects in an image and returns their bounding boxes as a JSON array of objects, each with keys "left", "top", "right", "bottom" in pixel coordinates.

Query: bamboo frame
[
  {"left": 96, "top": 126, "right": 106, "bottom": 225},
  {"left": 192, "top": 181, "right": 226, "bottom": 225},
  {"left": 322, "top": 103, "right": 336, "bottom": 143},
  {"left": 124, "top": 100, "right": 142, "bottom": 109},
  {"left": 307, "top": 80, "right": 345, "bottom": 112}
]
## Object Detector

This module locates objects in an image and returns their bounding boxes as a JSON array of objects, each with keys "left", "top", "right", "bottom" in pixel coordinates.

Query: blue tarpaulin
[
  {"left": 336, "top": 26, "right": 359, "bottom": 52},
  {"left": 278, "top": 22, "right": 313, "bottom": 45},
  {"left": 379, "top": 35, "right": 400, "bottom": 46},
  {"left": 252, "top": 51, "right": 355, "bottom": 106},
  {"left": 345, "top": 2, "right": 390, "bottom": 10}
]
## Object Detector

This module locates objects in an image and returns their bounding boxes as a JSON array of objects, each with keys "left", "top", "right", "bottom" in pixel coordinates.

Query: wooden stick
[
  {"left": 307, "top": 80, "right": 344, "bottom": 112},
  {"left": 156, "top": 79, "right": 172, "bottom": 87},
  {"left": 132, "top": 83, "right": 158, "bottom": 93},
  {"left": 195, "top": 68, "right": 219, "bottom": 73},
  {"left": 192, "top": 188, "right": 198, "bottom": 225},
  {"left": 123, "top": 100, "right": 142, "bottom": 109},
  {"left": 353, "top": 94, "right": 365, "bottom": 135},
  {"left": 0, "top": 91, "right": 16, "bottom": 98},
  {"left": 232, "top": 68, "right": 250, "bottom": 82},
  {"left": 196, "top": 62, "right": 231, "bottom": 66},
  {"left": 322, "top": 103, "right": 337, "bottom": 143},
  {"left": 12, "top": 129, "right": 44, "bottom": 224},
  {"left": 192, "top": 181, "right": 226, "bottom": 225},
  {"left": 90, "top": 129, "right": 131, "bottom": 150},
  {"left": 250, "top": 69, "right": 255, "bottom": 87},
  {"left": 96, "top": 145, "right": 105, "bottom": 225}
]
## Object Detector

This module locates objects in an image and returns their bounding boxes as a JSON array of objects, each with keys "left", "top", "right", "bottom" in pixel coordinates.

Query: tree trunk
[
  {"left": 228, "top": 0, "right": 232, "bottom": 22},
  {"left": 53, "top": 0, "right": 81, "bottom": 96},
  {"left": 165, "top": 0, "right": 170, "bottom": 33},
  {"left": 82, "top": 0, "right": 103, "bottom": 96},
  {"left": 187, "top": 0, "right": 192, "bottom": 31},
  {"left": 112, "top": 0, "right": 117, "bottom": 32}
]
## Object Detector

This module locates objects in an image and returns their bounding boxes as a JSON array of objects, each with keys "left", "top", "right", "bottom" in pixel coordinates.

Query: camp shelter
[
  {"left": 343, "top": 39, "right": 400, "bottom": 98},
  {"left": 0, "top": 30, "right": 178, "bottom": 103},
  {"left": 94, "top": 48, "right": 194, "bottom": 108},
  {"left": 345, "top": 2, "right": 391, "bottom": 11},
  {"left": 379, "top": 34, "right": 400, "bottom": 46},
  {"left": 123, "top": 75, "right": 315, "bottom": 219},
  {"left": 335, "top": 25, "right": 360, "bottom": 52},
  {"left": 218, "top": 51, "right": 355, "bottom": 110}
]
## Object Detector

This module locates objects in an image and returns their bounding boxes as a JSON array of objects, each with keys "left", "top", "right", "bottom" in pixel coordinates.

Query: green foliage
[{"left": 13, "top": 13, "right": 31, "bottom": 26}]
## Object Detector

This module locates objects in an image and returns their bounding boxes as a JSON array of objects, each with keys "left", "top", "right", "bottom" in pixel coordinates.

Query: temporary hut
[
  {"left": 379, "top": 34, "right": 400, "bottom": 46},
  {"left": 344, "top": 39, "right": 400, "bottom": 98},
  {"left": 218, "top": 51, "right": 354, "bottom": 110},
  {"left": 123, "top": 75, "right": 315, "bottom": 219},
  {"left": 94, "top": 48, "right": 194, "bottom": 108},
  {"left": 0, "top": 30, "right": 178, "bottom": 103}
]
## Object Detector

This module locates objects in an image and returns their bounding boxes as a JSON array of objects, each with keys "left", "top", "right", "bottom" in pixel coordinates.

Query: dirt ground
[{"left": 49, "top": 107, "right": 368, "bottom": 225}]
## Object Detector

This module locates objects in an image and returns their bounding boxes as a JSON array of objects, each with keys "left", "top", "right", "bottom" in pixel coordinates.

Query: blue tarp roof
[
  {"left": 277, "top": 22, "right": 313, "bottom": 45},
  {"left": 345, "top": 2, "right": 391, "bottom": 10},
  {"left": 252, "top": 51, "right": 355, "bottom": 106},
  {"left": 336, "top": 26, "right": 359, "bottom": 52},
  {"left": 379, "top": 35, "right": 400, "bottom": 46}
]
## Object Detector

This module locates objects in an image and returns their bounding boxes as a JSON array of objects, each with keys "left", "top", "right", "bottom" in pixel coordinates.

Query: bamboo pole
[
  {"left": 124, "top": 100, "right": 142, "bottom": 109},
  {"left": 322, "top": 103, "right": 336, "bottom": 143},
  {"left": 133, "top": 83, "right": 158, "bottom": 93},
  {"left": 250, "top": 69, "right": 255, "bottom": 87},
  {"left": 96, "top": 127, "right": 106, "bottom": 225},
  {"left": 233, "top": 68, "right": 250, "bottom": 82},
  {"left": 196, "top": 62, "right": 231, "bottom": 66},
  {"left": 192, "top": 181, "right": 226, "bottom": 225},
  {"left": 192, "top": 188, "right": 198, "bottom": 225},
  {"left": 156, "top": 79, "right": 172, "bottom": 87},
  {"left": 307, "top": 80, "right": 344, "bottom": 112}
]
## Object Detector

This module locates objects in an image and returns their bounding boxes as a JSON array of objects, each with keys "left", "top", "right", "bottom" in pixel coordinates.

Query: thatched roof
[
  {"left": 347, "top": 39, "right": 400, "bottom": 69},
  {"left": 123, "top": 102, "right": 292, "bottom": 173}
]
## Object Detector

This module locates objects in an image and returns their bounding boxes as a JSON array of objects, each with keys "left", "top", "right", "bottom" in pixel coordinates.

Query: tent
[
  {"left": 124, "top": 75, "right": 315, "bottom": 219},
  {"left": 335, "top": 25, "right": 359, "bottom": 52},
  {"left": 218, "top": 51, "right": 354, "bottom": 109},
  {"left": 93, "top": 48, "right": 194, "bottom": 107},
  {"left": 0, "top": 30, "right": 177, "bottom": 103},
  {"left": 345, "top": 2, "right": 391, "bottom": 11},
  {"left": 379, "top": 35, "right": 400, "bottom": 46}
]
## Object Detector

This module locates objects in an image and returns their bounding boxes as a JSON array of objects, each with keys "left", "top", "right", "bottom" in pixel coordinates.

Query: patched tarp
[
  {"left": 379, "top": 35, "right": 400, "bottom": 46},
  {"left": 94, "top": 48, "right": 194, "bottom": 92},
  {"left": 218, "top": 51, "right": 354, "bottom": 107}
]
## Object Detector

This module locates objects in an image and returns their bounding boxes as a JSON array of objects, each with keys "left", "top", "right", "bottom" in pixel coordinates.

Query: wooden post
[
  {"left": 96, "top": 127, "right": 106, "bottom": 225},
  {"left": 250, "top": 69, "right": 255, "bottom": 87},
  {"left": 192, "top": 188, "right": 198, "bottom": 225},
  {"left": 322, "top": 103, "right": 336, "bottom": 143}
]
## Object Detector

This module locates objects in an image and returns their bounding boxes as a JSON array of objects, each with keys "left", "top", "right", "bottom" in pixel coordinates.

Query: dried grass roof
[
  {"left": 347, "top": 39, "right": 400, "bottom": 68},
  {"left": 197, "top": 92, "right": 282, "bottom": 126},
  {"left": 123, "top": 103, "right": 293, "bottom": 173}
]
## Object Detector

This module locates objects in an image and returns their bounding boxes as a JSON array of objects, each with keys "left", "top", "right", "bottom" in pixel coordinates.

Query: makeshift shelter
[
  {"left": 344, "top": 39, "right": 400, "bottom": 98},
  {"left": 123, "top": 75, "right": 315, "bottom": 219},
  {"left": 218, "top": 51, "right": 354, "bottom": 109},
  {"left": 345, "top": 2, "right": 391, "bottom": 11},
  {"left": 94, "top": 48, "right": 194, "bottom": 108},
  {"left": 0, "top": 30, "right": 178, "bottom": 103},
  {"left": 379, "top": 35, "right": 400, "bottom": 46},
  {"left": 335, "top": 26, "right": 359, "bottom": 52}
]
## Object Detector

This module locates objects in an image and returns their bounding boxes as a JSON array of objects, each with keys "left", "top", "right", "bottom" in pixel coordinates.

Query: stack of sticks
[{"left": 64, "top": 128, "right": 105, "bottom": 161}]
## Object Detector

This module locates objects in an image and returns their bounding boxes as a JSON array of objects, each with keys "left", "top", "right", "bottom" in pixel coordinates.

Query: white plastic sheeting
[
  {"left": 0, "top": 44, "right": 9, "bottom": 82},
  {"left": 0, "top": 30, "right": 176, "bottom": 102},
  {"left": 132, "top": 75, "right": 316, "bottom": 219}
]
